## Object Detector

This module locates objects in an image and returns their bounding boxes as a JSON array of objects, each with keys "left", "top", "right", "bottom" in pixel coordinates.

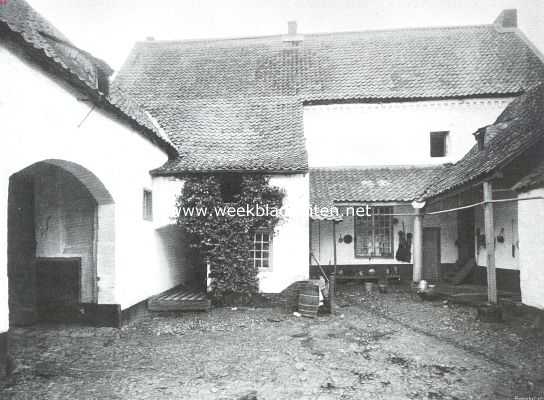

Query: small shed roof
[{"left": 310, "top": 166, "right": 445, "bottom": 220}]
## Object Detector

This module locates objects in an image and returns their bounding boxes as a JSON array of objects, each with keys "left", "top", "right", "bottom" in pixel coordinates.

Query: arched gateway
[{"left": 7, "top": 160, "right": 115, "bottom": 325}]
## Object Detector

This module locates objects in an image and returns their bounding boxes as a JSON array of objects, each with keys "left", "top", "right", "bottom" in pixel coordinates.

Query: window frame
[
  {"left": 143, "top": 189, "right": 153, "bottom": 221},
  {"left": 354, "top": 206, "right": 394, "bottom": 258},
  {"left": 250, "top": 230, "right": 273, "bottom": 270},
  {"left": 430, "top": 130, "right": 449, "bottom": 158}
]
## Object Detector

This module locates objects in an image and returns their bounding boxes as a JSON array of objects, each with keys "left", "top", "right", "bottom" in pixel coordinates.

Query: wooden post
[
  {"left": 483, "top": 181, "right": 498, "bottom": 304},
  {"left": 412, "top": 208, "right": 423, "bottom": 283},
  {"left": 329, "top": 274, "right": 336, "bottom": 315},
  {"left": 330, "top": 220, "right": 338, "bottom": 315}
]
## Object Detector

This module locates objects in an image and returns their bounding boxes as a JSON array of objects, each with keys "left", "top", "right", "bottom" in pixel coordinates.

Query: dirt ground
[{"left": 1, "top": 284, "right": 544, "bottom": 400}]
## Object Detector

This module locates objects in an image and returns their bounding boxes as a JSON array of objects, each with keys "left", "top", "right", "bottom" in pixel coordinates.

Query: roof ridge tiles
[{"left": 135, "top": 23, "right": 496, "bottom": 46}]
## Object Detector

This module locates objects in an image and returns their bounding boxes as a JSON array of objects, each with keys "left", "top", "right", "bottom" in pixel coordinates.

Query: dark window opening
[
  {"left": 219, "top": 174, "right": 243, "bottom": 202},
  {"left": 143, "top": 189, "right": 153, "bottom": 221},
  {"left": 430, "top": 131, "right": 449, "bottom": 157}
]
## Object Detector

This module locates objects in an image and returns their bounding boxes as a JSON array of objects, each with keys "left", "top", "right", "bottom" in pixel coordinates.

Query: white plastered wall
[
  {"left": 518, "top": 189, "right": 544, "bottom": 309},
  {"left": 260, "top": 174, "right": 310, "bottom": 293},
  {"left": 0, "top": 41, "right": 186, "bottom": 332},
  {"left": 304, "top": 99, "right": 512, "bottom": 167},
  {"left": 474, "top": 201, "right": 519, "bottom": 270}
]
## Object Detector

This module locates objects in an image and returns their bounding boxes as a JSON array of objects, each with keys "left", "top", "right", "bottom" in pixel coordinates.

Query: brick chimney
[
  {"left": 494, "top": 9, "right": 517, "bottom": 30},
  {"left": 288, "top": 21, "right": 297, "bottom": 36},
  {"left": 283, "top": 21, "right": 304, "bottom": 43}
]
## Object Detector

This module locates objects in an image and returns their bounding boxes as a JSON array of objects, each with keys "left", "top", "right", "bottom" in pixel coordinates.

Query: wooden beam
[
  {"left": 330, "top": 220, "right": 338, "bottom": 314},
  {"left": 483, "top": 181, "right": 498, "bottom": 304}
]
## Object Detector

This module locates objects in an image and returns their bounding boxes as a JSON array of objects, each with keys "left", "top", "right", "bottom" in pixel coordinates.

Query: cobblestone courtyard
[{"left": 1, "top": 285, "right": 543, "bottom": 400}]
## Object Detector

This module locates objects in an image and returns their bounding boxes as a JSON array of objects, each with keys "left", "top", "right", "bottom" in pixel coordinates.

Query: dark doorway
[
  {"left": 8, "top": 175, "right": 37, "bottom": 326},
  {"left": 457, "top": 208, "right": 475, "bottom": 264},
  {"left": 36, "top": 258, "right": 81, "bottom": 322},
  {"left": 422, "top": 228, "right": 441, "bottom": 282},
  {"left": 8, "top": 162, "right": 98, "bottom": 325}
]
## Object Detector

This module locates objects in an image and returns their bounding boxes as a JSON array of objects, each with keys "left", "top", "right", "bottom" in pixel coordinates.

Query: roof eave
[
  {"left": 302, "top": 92, "right": 523, "bottom": 106},
  {"left": 150, "top": 167, "right": 309, "bottom": 176},
  {"left": 0, "top": 21, "right": 178, "bottom": 159}
]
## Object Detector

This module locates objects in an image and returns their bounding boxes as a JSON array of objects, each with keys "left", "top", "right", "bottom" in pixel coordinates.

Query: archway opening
[{"left": 8, "top": 160, "right": 114, "bottom": 325}]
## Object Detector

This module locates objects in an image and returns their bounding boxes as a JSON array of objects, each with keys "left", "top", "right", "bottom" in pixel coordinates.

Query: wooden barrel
[{"left": 298, "top": 284, "right": 320, "bottom": 318}]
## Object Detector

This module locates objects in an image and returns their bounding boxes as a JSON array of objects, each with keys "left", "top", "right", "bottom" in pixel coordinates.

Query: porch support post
[
  {"left": 483, "top": 181, "right": 498, "bottom": 304},
  {"left": 412, "top": 208, "right": 424, "bottom": 283},
  {"left": 330, "top": 220, "right": 338, "bottom": 315}
]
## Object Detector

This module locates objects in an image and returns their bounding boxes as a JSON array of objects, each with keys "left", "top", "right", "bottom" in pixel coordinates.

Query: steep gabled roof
[
  {"left": 117, "top": 25, "right": 544, "bottom": 102},
  {"left": 310, "top": 166, "right": 445, "bottom": 215},
  {"left": 116, "top": 20, "right": 544, "bottom": 173},
  {"left": 0, "top": 0, "right": 177, "bottom": 157},
  {"left": 422, "top": 82, "right": 544, "bottom": 199}
]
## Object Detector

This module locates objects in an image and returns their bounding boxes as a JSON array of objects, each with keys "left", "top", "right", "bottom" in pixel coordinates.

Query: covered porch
[{"left": 309, "top": 166, "right": 454, "bottom": 284}]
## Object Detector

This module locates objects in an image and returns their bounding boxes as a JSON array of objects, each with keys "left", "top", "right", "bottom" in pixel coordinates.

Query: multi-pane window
[
  {"left": 354, "top": 206, "right": 393, "bottom": 257},
  {"left": 430, "top": 131, "right": 449, "bottom": 157},
  {"left": 143, "top": 189, "right": 153, "bottom": 221},
  {"left": 250, "top": 231, "right": 272, "bottom": 269}
]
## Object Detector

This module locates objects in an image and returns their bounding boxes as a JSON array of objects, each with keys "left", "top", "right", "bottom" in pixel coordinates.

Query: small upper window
[
  {"left": 430, "top": 131, "right": 449, "bottom": 158},
  {"left": 143, "top": 189, "right": 153, "bottom": 221},
  {"left": 219, "top": 174, "right": 242, "bottom": 202}
]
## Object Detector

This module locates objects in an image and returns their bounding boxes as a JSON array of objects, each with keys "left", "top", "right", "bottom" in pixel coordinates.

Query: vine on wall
[{"left": 176, "top": 174, "right": 285, "bottom": 305}]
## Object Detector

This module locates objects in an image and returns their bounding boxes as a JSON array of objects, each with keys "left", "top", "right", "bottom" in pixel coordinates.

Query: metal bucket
[
  {"left": 364, "top": 281, "right": 374, "bottom": 293},
  {"left": 418, "top": 280, "right": 428, "bottom": 291}
]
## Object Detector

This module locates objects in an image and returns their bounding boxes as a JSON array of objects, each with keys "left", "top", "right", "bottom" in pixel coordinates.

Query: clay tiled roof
[
  {"left": 117, "top": 26, "right": 544, "bottom": 102},
  {"left": 0, "top": 0, "right": 177, "bottom": 156},
  {"left": 310, "top": 166, "right": 445, "bottom": 213},
  {"left": 151, "top": 99, "right": 305, "bottom": 173},
  {"left": 422, "top": 83, "right": 544, "bottom": 199},
  {"left": 116, "top": 22, "right": 544, "bottom": 172},
  {"left": 513, "top": 159, "right": 544, "bottom": 192}
]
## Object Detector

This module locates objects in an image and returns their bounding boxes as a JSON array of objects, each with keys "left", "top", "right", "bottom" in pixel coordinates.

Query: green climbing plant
[{"left": 176, "top": 174, "right": 285, "bottom": 305}]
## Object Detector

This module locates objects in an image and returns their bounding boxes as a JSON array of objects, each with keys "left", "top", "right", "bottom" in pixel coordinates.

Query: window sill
[{"left": 354, "top": 255, "right": 394, "bottom": 259}]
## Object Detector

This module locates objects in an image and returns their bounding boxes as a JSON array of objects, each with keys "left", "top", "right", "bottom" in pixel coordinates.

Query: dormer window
[
  {"left": 477, "top": 134, "right": 485, "bottom": 151},
  {"left": 430, "top": 131, "right": 449, "bottom": 157},
  {"left": 474, "top": 126, "right": 487, "bottom": 151}
]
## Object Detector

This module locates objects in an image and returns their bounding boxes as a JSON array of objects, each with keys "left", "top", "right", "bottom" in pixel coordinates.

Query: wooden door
[
  {"left": 457, "top": 208, "right": 475, "bottom": 264},
  {"left": 422, "top": 228, "right": 441, "bottom": 282}
]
